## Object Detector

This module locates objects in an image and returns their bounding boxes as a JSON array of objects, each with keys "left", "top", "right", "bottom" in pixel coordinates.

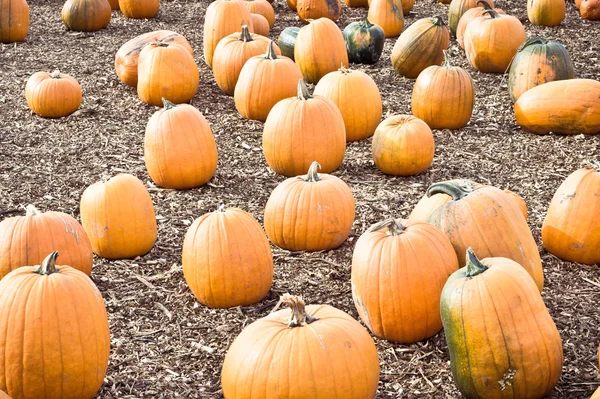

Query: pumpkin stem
[
  {"left": 482, "top": 9, "right": 501, "bottom": 18},
  {"left": 465, "top": 248, "right": 488, "bottom": 277},
  {"left": 367, "top": 218, "right": 406, "bottom": 235},
  {"left": 265, "top": 40, "right": 278, "bottom": 60},
  {"left": 518, "top": 37, "right": 548, "bottom": 52},
  {"left": 582, "top": 160, "right": 600, "bottom": 171},
  {"left": 297, "top": 79, "right": 312, "bottom": 101},
  {"left": 360, "top": 19, "right": 374, "bottom": 28},
  {"left": 339, "top": 64, "right": 351, "bottom": 74},
  {"left": 239, "top": 25, "right": 253, "bottom": 42},
  {"left": 426, "top": 180, "right": 475, "bottom": 200},
  {"left": 304, "top": 161, "right": 321, "bottom": 182},
  {"left": 282, "top": 294, "right": 319, "bottom": 327},
  {"left": 432, "top": 16, "right": 445, "bottom": 26},
  {"left": 476, "top": 0, "right": 494, "bottom": 10},
  {"left": 162, "top": 98, "right": 177, "bottom": 110},
  {"left": 25, "top": 204, "right": 41, "bottom": 216},
  {"left": 36, "top": 251, "right": 59, "bottom": 275},
  {"left": 50, "top": 70, "right": 61, "bottom": 79},
  {"left": 149, "top": 41, "right": 170, "bottom": 47},
  {"left": 442, "top": 50, "right": 452, "bottom": 67}
]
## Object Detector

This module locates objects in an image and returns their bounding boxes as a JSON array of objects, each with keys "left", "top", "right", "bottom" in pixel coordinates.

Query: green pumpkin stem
[
  {"left": 427, "top": 180, "right": 474, "bottom": 200},
  {"left": 282, "top": 294, "right": 319, "bottom": 327},
  {"left": 37, "top": 251, "right": 59, "bottom": 275},
  {"left": 162, "top": 98, "right": 177, "bottom": 110},
  {"left": 367, "top": 218, "right": 406, "bottom": 235},
  {"left": 25, "top": 204, "right": 41, "bottom": 216},
  {"left": 476, "top": 0, "right": 494, "bottom": 10},
  {"left": 50, "top": 70, "right": 61, "bottom": 79},
  {"left": 360, "top": 19, "right": 374, "bottom": 29},
  {"left": 442, "top": 50, "right": 452, "bottom": 67},
  {"left": 482, "top": 9, "right": 501, "bottom": 18},
  {"left": 465, "top": 248, "right": 488, "bottom": 277},
  {"left": 304, "top": 161, "right": 321, "bottom": 182},
  {"left": 518, "top": 37, "right": 548, "bottom": 52},
  {"left": 297, "top": 79, "right": 312, "bottom": 101},
  {"left": 265, "top": 40, "right": 278, "bottom": 60},
  {"left": 432, "top": 16, "right": 445, "bottom": 26},
  {"left": 239, "top": 25, "right": 253, "bottom": 42}
]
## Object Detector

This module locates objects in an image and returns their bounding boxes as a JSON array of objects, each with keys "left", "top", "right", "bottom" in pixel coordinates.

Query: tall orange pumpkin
[
  {"left": 25, "top": 70, "right": 82, "bottom": 118},
  {"left": 0, "top": 0, "right": 29, "bottom": 43},
  {"left": 80, "top": 173, "right": 157, "bottom": 259},
  {"left": 579, "top": 0, "right": 600, "bottom": 19},
  {"left": 456, "top": 1, "right": 505, "bottom": 49},
  {"left": 528, "top": 0, "right": 565, "bottom": 26},
  {"left": 61, "top": 0, "right": 111, "bottom": 32},
  {"left": 448, "top": 0, "right": 495, "bottom": 34},
  {"left": 297, "top": 0, "right": 341, "bottom": 22},
  {"left": 352, "top": 218, "right": 458, "bottom": 343},
  {"left": 0, "top": 252, "right": 110, "bottom": 399},
  {"left": 367, "top": 0, "right": 404, "bottom": 38},
  {"left": 244, "top": 0, "right": 275, "bottom": 27},
  {"left": 119, "top": 0, "right": 159, "bottom": 18}
]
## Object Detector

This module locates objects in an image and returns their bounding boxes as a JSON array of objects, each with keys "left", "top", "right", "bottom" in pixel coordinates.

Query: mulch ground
[{"left": 0, "top": 0, "right": 599, "bottom": 397}]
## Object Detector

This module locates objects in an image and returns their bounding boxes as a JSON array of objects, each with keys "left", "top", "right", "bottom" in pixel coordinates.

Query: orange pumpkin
[
  {"left": 593, "top": 387, "right": 600, "bottom": 399},
  {"left": 107, "top": 0, "right": 119, "bottom": 9},
  {"left": 286, "top": 0, "right": 297, "bottom": 10},
  {"left": 367, "top": 0, "right": 412, "bottom": 14},
  {"left": 0, "top": 205, "right": 93, "bottom": 279},
  {"left": 372, "top": 115, "right": 435, "bottom": 176},
  {"left": 221, "top": 294, "right": 380, "bottom": 398},
  {"left": 250, "top": 13, "right": 269, "bottom": 35},
  {"left": 244, "top": 0, "right": 274, "bottom": 26},
  {"left": 25, "top": 70, "right": 82, "bottom": 118},
  {"left": 580, "top": 0, "right": 600, "bottom": 19},
  {"left": 352, "top": 218, "right": 458, "bottom": 343},
  {"left": 0, "top": 252, "right": 110, "bottom": 399},
  {"left": 119, "top": 0, "right": 159, "bottom": 18},
  {"left": 294, "top": 18, "right": 349, "bottom": 84},
  {"left": 61, "top": 0, "right": 111, "bottom": 32},
  {"left": 263, "top": 81, "right": 346, "bottom": 177},
  {"left": 448, "top": 0, "right": 495, "bottom": 34},
  {"left": 0, "top": 391, "right": 9, "bottom": 398},
  {"left": 367, "top": 0, "right": 404, "bottom": 38},
  {"left": 0, "top": 0, "right": 29, "bottom": 43},
  {"left": 542, "top": 167, "right": 600, "bottom": 264},
  {"left": 456, "top": 1, "right": 505, "bottom": 49},
  {"left": 297, "top": 0, "right": 341, "bottom": 22},
  {"left": 137, "top": 42, "right": 200, "bottom": 106},
  {"left": 234, "top": 41, "right": 302, "bottom": 122},
  {"left": 344, "top": 0, "right": 368, "bottom": 6},
  {"left": 144, "top": 99, "right": 218, "bottom": 189},
  {"left": 313, "top": 67, "right": 382, "bottom": 142},
  {"left": 504, "top": 189, "right": 528, "bottom": 221},
  {"left": 528, "top": 0, "right": 565, "bottom": 26},
  {"left": 80, "top": 173, "right": 157, "bottom": 259},
  {"left": 411, "top": 50, "right": 475, "bottom": 129}
]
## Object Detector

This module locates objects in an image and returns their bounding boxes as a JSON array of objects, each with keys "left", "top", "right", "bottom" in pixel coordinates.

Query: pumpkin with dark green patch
[
  {"left": 343, "top": 19, "right": 385, "bottom": 64},
  {"left": 278, "top": 26, "right": 299, "bottom": 60}
]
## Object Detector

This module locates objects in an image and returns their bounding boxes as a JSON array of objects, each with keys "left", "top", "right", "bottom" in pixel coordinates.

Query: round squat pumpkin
[
  {"left": 0, "top": 252, "right": 110, "bottom": 399},
  {"left": 441, "top": 249, "right": 563, "bottom": 399},
  {"left": 80, "top": 173, "right": 157, "bottom": 259},
  {"left": 343, "top": 19, "right": 385, "bottom": 65},
  {"left": 579, "top": 0, "right": 600, "bottom": 20},
  {"left": 244, "top": 0, "right": 275, "bottom": 27},
  {"left": 264, "top": 161, "right": 355, "bottom": 251},
  {"left": 528, "top": 0, "right": 565, "bottom": 26},
  {"left": 25, "top": 70, "right": 82, "bottom": 118},
  {"left": 61, "top": 0, "right": 111, "bottom": 32},
  {"left": 119, "top": 0, "right": 159, "bottom": 18},
  {"left": 221, "top": 294, "right": 380, "bottom": 399},
  {"left": 367, "top": 0, "right": 404, "bottom": 38},
  {"left": 456, "top": 1, "right": 505, "bottom": 49},
  {"left": 0, "top": 0, "right": 29, "bottom": 43},
  {"left": 277, "top": 26, "right": 299, "bottom": 60},
  {"left": 352, "top": 218, "right": 458, "bottom": 343},
  {"left": 448, "top": 0, "right": 495, "bottom": 34},
  {"left": 297, "top": 0, "right": 341, "bottom": 22}
]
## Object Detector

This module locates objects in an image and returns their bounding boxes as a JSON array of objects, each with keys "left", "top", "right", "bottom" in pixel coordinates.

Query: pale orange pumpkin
[
  {"left": 25, "top": 70, "right": 82, "bottom": 118},
  {"left": 528, "top": 0, "right": 565, "bottom": 26},
  {"left": 61, "top": 0, "right": 111, "bottom": 32},
  {"left": 0, "top": 0, "right": 29, "bottom": 43},
  {"left": 297, "top": 0, "right": 341, "bottom": 22},
  {"left": 592, "top": 387, "right": 600, "bottom": 399},
  {"left": 119, "top": 0, "right": 159, "bottom": 18},
  {"left": 368, "top": 0, "right": 404, "bottom": 38},
  {"left": 367, "top": 0, "right": 412, "bottom": 14},
  {"left": 456, "top": 1, "right": 505, "bottom": 49},
  {"left": 244, "top": 0, "right": 275, "bottom": 26},
  {"left": 250, "top": 13, "right": 269, "bottom": 35}
]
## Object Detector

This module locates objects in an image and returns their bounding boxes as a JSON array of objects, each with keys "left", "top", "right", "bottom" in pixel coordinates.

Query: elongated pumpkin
[
  {"left": 456, "top": 1, "right": 504, "bottom": 49},
  {"left": 448, "top": 0, "right": 495, "bottom": 34},
  {"left": 0, "top": 0, "right": 29, "bottom": 43},
  {"left": 528, "top": 0, "right": 565, "bottom": 26},
  {"left": 297, "top": 0, "right": 341, "bottom": 22},
  {"left": 25, "top": 70, "right": 82, "bottom": 118},
  {"left": 61, "top": 0, "right": 111, "bottom": 32},
  {"left": 343, "top": 19, "right": 385, "bottom": 64},
  {"left": 368, "top": 0, "right": 404, "bottom": 38},
  {"left": 119, "top": 0, "right": 159, "bottom": 18},
  {"left": 278, "top": 26, "right": 299, "bottom": 60}
]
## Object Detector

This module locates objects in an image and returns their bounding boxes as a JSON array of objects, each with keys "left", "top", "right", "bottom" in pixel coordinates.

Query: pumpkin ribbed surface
[
  {"left": 0, "top": 0, "right": 29, "bottom": 43},
  {"left": 61, "top": 0, "right": 111, "bottom": 32},
  {"left": 25, "top": 71, "right": 82, "bottom": 118}
]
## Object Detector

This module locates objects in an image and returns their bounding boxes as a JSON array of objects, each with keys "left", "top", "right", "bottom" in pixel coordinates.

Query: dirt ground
[{"left": 0, "top": 0, "right": 599, "bottom": 397}]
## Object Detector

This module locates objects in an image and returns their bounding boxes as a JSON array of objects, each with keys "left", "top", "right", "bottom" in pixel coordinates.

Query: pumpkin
[
  {"left": 234, "top": 41, "right": 302, "bottom": 122},
  {"left": 0, "top": 252, "right": 110, "bottom": 399},
  {"left": 367, "top": 0, "right": 404, "bottom": 38},
  {"left": 580, "top": 0, "right": 600, "bottom": 19},
  {"left": 367, "top": 0, "right": 412, "bottom": 15},
  {"left": 137, "top": 42, "right": 200, "bottom": 106},
  {"left": 115, "top": 30, "right": 193, "bottom": 88},
  {"left": 0, "top": 391, "right": 8, "bottom": 398},
  {"left": 344, "top": 0, "right": 368, "bottom": 6},
  {"left": 372, "top": 115, "right": 434, "bottom": 176},
  {"left": 0, "top": 205, "right": 93, "bottom": 279},
  {"left": 182, "top": 206, "right": 273, "bottom": 308},
  {"left": 343, "top": 19, "right": 385, "bottom": 64},
  {"left": 593, "top": 387, "right": 600, "bottom": 399},
  {"left": 314, "top": 67, "right": 382, "bottom": 142},
  {"left": 264, "top": 161, "right": 354, "bottom": 251},
  {"left": 250, "top": 13, "right": 269, "bottom": 35},
  {"left": 424, "top": 180, "right": 544, "bottom": 291},
  {"left": 61, "top": 0, "right": 111, "bottom": 32},
  {"left": 391, "top": 16, "right": 450, "bottom": 79},
  {"left": 144, "top": 99, "right": 218, "bottom": 189},
  {"left": 244, "top": 0, "right": 274, "bottom": 27},
  {"left": 203, "top": 0, "right": 254, "bottom": 68},
  {"left": 297, "top": 0, "right": 341, "bottom": 22},
  {"left": 80, "top": 173, "right": 157, "bottom": 259},
  {"left": 262, "top": 81, "right": 346, "bottom": 177},
  {"left": 294, "top": 18, "right": 349, "bottom": 84},
  {"left": 119, "top": 0, "right": 159, "bottom": 18},
  {"left": 0, "top": 0, "right": 28, "bottom": 43},
  {"left": 514, "top": 79, "right": 600, "bottom": 135},
  {"left": 439, "top": 0, "right": 451, "bottom": 3},
  {"left": 411, "top": 50, "right": 475, "bottom": 129},
  {"left": 456, "top": 1, "right": 505, "bottom": 49},
  {"left": 287, "top": 0, "right": 297, "bottom": 10},
  {"left": 107, "top": 0, "right": 119, "bottom": 9},
  {"left": 528, "top": 0, "right": 565, "bottom": 26},
  {"left": 542, "top": 167, "right": 600, "bottom": 264},
  {"left": 277, "top": 26, "right": 299, "bottom": 60},
  {"left": 221, "top": 294, "right": 380, "bottom": 398},
  {"left": 448, "top": 0, "right": 495, "bottom": 34},
  {"left": 464, "top": 9, "right": 526, "bottom": 73},
  {"left": 504, "top": 189, "right": 528, "bottom": 221},
  {"left": 213, "top": 26, "right": 280, "bottom": 96},
  {"left": 508, "top": 38, "right": 575, "bottom": 102},
  {"left": 352, "top": 218, "right": 458, "bottom": 343},
  {"left": 441, "top": 249, "right": 563, "bottom": 399},
  {"left": 25, "top": 70, "right": 82, "bottom": 118}
]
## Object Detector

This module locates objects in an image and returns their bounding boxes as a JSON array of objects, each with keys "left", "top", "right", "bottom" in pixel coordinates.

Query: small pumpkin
[
  {"left": 528, "top": 0, "right": 565, "bottom": 26},
  {"left": 580, "top": 0, "right": 600, "bottom": 19},
  {"left": 61, "top": 0, "right": 111, "bottom": 32},
  {"left": 244, "top": 0, "right": 274, "bottom": 27},
  {"left": 80, "top": 173, "right": 157, "bottom": 259},
  {"left": 25, "top": 70, "right": 82, "bottom": 118},
  {"left": 344, "top": 0, "right": 368, "bottom": 6},
  {"left": 234, "top": 41, "right": 302, "bottom": 122},
  {"left": 0, "top": 0, "right": 29, "bottom": 43},
  {"left": 137, "top": 42, "right": 200, "bottom": 106},
  {"left": 508, "top": 38, "right": 575, "bottom": 102},
  {"left": 277, "top": 26, "right": 299, "bottom": 60},
  {"left": 264, "top": 161, "right": 355, "bottom": 251},
  {"left": 144, "top": 99, "right": 218, "bottom": 189},
  {"left": 343, "top": 19, "right": 385, "bottom": 64},
  {"left": 456, "top": 1, "right": 505, "bottom": 49},
  {"left": 119, "top": 0, "right": 159, "bottom": 18},
  {"left": 0, "top": 252, "right": 110, "bottom": 399},
  {"left": 352, "top": 218, "right": 458, "bottom": 343},
  {"left": 542, "top": 167, "right": 600, "bottom": 264},
  {"left": 107, "top": 0, "right": 119, "bottom": 9},
  {"left": 182, "top": 206, "right": 273, "bottom": 308},
  {"left": 372, "top": 115, "right": 435, "bottom": 176},
  {"left": 297, "top": 0, "right": 341, "bottom": 22},
  {"left": 514, "top": 79, "right": 600, "bottom": 135},
  {"left": 294, "top": 18, "right": 349, "bottom": 84},
  {"left": 250, "top": 13, "right": 269, "bottom": 35},
  {"left": 262, "top": 81, "right": 346, "bottom": 177},
  {"left": 411, "top": 50, "right": 475, "bottom": 129},
  {"left": 314, "top": 67, "right": 382, "bottom": 142},
  {"left": 367, "top": 0, "right": 404, "bottom": 38},
  {"left": 448, "top": 0, "right": 495, "bottom": 34},
  {"left": 221, "top": 294, "right": 380, "bottom": 398}
]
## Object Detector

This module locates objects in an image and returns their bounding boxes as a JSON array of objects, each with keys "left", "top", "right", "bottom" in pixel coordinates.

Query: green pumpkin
[
  {"left": 343, "top": 19, "right": 385, "bottom": 65},
  {"left": 278, "top": 27, "right": 300, "bottom": 61}
]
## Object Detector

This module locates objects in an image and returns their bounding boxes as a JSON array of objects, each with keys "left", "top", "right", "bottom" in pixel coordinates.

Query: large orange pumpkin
[
  {"left": 0, "top": 252, "right": 110, "bottom": 399},
  {"left": 313, "top": 67, "right": 382, "bottom": 142},
  {"left": 182, "top": 206, "right": 273, "bottom": 308},
  {"left": 441, "top": 249, "right": 563, "bottom": 399},
  {"left": 367, "top": 0, "right": 404, "bottom": 38},
  {"left": 448, "top": 0, "right": 495, "bottom": 34},
  {"left": 580, "top": 0, "right": 600, "bottom": 19},
  {"left": 137, "top": 42, "right": 200, "bottom": 106},
  {"left": 244, "top": 0, "right": 275, "bottom": 26},
  {"left": 528, "top": 0, "right": 565, "bottom": 26},
  {"left": 25, "top": 70, "right": 82, "bottom": 118},
  {"left": 264, "top": 162, "right": 355, "bottom": 251},
  {"left": 80, "top": 173, "right": 157, "bottom": 259},
  {"left": 367, "top": 0, "right": 412, "bottom": 15},
  {"left": 352, "top": 218, "right": 458, "bottom": 343},
  {"left": 61, "top": 0, "right": 111, "bottom": 32},
  {"left": 514, "top": 79, "right": 600, "bottom": 135},
  {"left": 262, "top": 81, "right": 346, "bottom": 177},
  {"left": 221, "top": 294, "right": 380, "bottom": 398},
  {"left": 297, "top": 0, "right": 341, "bottom": 22},
  {"left": 0, "top": 0, "right": 29, "bottom": 43},
  {"left": 542, "top": 167, "right": 600, "bottom": 264},
  {"left": 119, "top": 0, "right": 159, "bottom": 18},
  {"left": 0, "top": 205, "right": 93, "bottom": 279},
  {"left": 456, "top": 1, "right": 505, "bottom": 49},
  {"left": 294, "top": 18, "right": 349, "bottom": 84}
]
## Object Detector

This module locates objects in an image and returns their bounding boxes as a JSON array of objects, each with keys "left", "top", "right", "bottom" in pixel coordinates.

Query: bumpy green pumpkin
[
  {"left": 343, "top": 19, "right": 385, "bottom": 65},
  {"left": 278, "top": 26, "right": 300, "bottom": 61}
]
